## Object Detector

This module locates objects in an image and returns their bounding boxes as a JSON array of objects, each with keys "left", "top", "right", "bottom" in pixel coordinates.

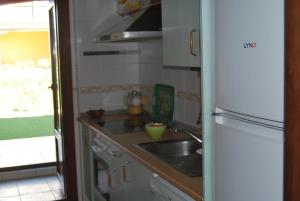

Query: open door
[
  {"left": 49, "top": 5, "right": 65, "bottom": 196},
  {"left": 49, "top": 0, "right": 78, "bottom": 200},
  {"left": 0, "top": 0, "right": 77, "bottom": 200}
]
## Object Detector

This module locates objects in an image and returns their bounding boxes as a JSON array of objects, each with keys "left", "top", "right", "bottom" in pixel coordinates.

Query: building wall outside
[{"left": 0, "top": 31, "right": 50, "bottom": 64}]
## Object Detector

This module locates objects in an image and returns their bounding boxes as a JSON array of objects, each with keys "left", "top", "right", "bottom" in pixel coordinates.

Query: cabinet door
[
  {"left": 162, "top": 0, "right": 200, "bottom": 67},
  {"left": 123, "top": 157, "right": 156, "bottom": 201},
  {"left": 82, "top": 126, "right": 93, "bottom": 201}
]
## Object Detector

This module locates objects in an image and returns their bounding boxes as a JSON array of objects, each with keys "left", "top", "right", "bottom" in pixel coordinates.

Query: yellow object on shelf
[
  {"left": 127, "top": 105, "right": 143, "bottom": 115},
  {"left": 140, "top": 95, "right": 148, "bottom": 106}
]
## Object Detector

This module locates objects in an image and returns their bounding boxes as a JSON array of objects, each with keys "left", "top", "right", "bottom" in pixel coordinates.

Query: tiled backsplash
[
  {"left": 70, "top": 1, "right": 140, "bottom": 114},
  {"left": 78, "top": 84, "right": 139, "bottom": 112},
  {"left": 79, "top": 84, "right": 140, "bottom": 94},
  {"left": 70, "top": 0, "right": 201, "bottom": 128},
  {"left": 138, "top": 41, "right": 201, "bottom": 128},
  {"left": 78, "top": 83, "right": 200, "bottom": 119},
  {"left": 140, "top": 84, "right": 200, "bottom": 103},
  {"left": 78, "top": 91, "right": 129, "bottom": 112},
  {"left": 79, "top": 84, "right": 200, "bottom": 102}
]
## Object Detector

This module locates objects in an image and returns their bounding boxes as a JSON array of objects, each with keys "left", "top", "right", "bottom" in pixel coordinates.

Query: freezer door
[
  {"left": 214, "top": 115, "right": 283, "bottom": 201},
  {"left": 215, "top": 0, "right": 284, "bottom": 122}
]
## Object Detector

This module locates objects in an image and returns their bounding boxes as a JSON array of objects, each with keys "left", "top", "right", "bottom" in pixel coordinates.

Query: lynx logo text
[{"left": 243, "top": 42, "right": 256, "bottom": 48}]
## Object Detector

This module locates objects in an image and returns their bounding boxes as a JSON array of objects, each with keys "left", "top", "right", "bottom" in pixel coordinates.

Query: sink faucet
[{"left": 174, "top": 127, "right": 202, "bottom": 144}]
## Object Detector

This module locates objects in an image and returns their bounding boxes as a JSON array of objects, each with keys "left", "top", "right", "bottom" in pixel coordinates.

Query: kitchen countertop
[{"left": 78, "top": 112, "right": 202, "bottom": 201}]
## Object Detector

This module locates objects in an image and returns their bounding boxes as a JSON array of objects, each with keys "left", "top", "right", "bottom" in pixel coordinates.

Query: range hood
[{"left": 95, "top": 4, "right": 162, "bottom": 43}]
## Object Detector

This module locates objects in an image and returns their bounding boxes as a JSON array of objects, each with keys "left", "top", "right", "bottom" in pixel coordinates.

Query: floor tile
[
  {"left": 0, "top": 136, "right": 56, "bottom": 168},
  {"left": 0, "top": 180, "right": 17, "bottom": 189},
  {"left": 20, "top": 191, "right": 54, "bottom": 201},
  {"left": 0, "top": 176, "right": 62, "bottom": 200},
  {"left": 45, "top": 176, "right": 62, "bottom": 191},
  {"left": 0, "top": 181, "right": 19, "bottom": 198},
  {"left": 0, "top": 188, "right": 19, "bottom": 198},
  {"left": 52, "top": 189, "right": 65, "bottom": 200},
  {"left": 0, "top": 196, "right": 21, "bottom": 201},
  {"left": 17, "top": 178, "right": 50, "bottom": 195}
]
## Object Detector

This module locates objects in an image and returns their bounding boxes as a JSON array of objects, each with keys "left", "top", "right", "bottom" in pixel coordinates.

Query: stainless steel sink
[{"left": 138, "top": 139, "right": 202, "bottom": 177}]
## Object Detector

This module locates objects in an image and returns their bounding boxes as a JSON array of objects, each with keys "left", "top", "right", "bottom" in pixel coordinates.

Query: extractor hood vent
[{"left": 95, "top": 4, "right": 162, "bottom": 43}]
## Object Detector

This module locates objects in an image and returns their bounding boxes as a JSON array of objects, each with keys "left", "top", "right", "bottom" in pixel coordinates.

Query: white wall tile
[
  {"left": 77, "top": 65, "right": 103, "bottom": 87},
  {"left": 138, "top": 40, "right": 201, "bottom": 128},
  {"left": 73, "top": 19, "right": 96, "bottom": 45},
  {"left": 137, "top": 40, "right": 163, "bottom": 113},
  {"left": 184, "top": 100, "right": 201, "bottom": 128},
  {"left": 185, "top": 71, "right": 201, "bottom": 94},
  {"left": 138, "top": 40, "right": 163, "bottom": 64},
  {"left": 160, "top": 68, "right": 174, "bottom": 86},
  {"left": 76, "top": 46, "right": 139, "bottom": 67},
  {"left": 173, "top": 71, "right": 186, "bottom": 91},
  {"left": 101, "top": 91, "right": 128, "bottom": 111},
  {"left": 77, "top": 63, "right": 139, "bottom": 87},
  {"left": 71, "top": 0, "right": 140, "bottom": 111},
  {"left": 138, "top": 41, "right": 163, "bottom": 86},
  {"left": 139, "top": 63, "right": 162, "bottom": 85},
  {"left": 78, "top": 93, "right": 104, "bottom": 112},
  {"left": 173, "top": 98, "right": 201, "bottom": 128},
  {"left": 161, "top": 69, "right": 200, "bottom": 94},
  {"left": 99, "top": 63, "right": 139, "bottom": 85},
  {"left": 78, "top": 91, "right": 129, "bottom": 113},
  {"left": 70, "top": 0, "right": 201, "bottom": 127},
  {"left": 174, "top": 98, "right": 185, "bottom": 123}
]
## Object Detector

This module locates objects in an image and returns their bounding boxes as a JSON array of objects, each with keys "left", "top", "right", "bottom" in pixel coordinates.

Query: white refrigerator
[{"left": 214, "top": 0, "right": 284, "bottom": 201}]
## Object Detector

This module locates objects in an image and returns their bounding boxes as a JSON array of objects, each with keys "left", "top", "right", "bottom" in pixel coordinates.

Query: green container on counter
[{"left": 152, "top": 83, "right": 175, "bottom": 127}]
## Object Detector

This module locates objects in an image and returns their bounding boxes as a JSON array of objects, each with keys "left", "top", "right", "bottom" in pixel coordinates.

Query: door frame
[
  {"left": 284, "top": 0, "right": 300, "bottom": 201},
  {"left": 0, "top": 0, "right": 78, "bottom": 200},
  {"left": 54, "top": 0, "right": 78, "bottom": 200}
]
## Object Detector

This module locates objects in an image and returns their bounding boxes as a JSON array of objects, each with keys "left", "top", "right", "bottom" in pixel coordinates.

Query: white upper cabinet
[{"left": 161, "top": 0, "right": 201, "bottom": 67}]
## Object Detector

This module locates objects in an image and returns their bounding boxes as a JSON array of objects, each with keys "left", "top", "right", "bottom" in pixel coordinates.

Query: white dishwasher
[{"left": 149, "top": 173, "right": 195, "bottom": 201}]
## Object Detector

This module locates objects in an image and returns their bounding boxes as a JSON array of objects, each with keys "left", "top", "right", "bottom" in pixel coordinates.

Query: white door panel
[
  {"left": 214, "top": 115, "right": 283, "bottom": 201},
  {"left": 215, "top": 0, "right": 284, "bottom": 122}
]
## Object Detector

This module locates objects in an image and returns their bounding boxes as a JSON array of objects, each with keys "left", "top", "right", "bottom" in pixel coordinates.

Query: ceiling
[{"left": 0, "top": 1, "right": 50, "bottom": 34}]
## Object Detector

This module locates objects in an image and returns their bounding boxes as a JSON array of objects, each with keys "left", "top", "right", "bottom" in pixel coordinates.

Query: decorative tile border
[
  {"left": 79, "top": 84, "right": 140, "bottom": 94},
  {"left": 139, "top": 84, "right": 152, "bottom": 93},
  {"left": 80, "top": 84, "right": 201, "bottom": 103},
  {"left": 177, "top": 91, "right": 201, "bottom": 103},
  {"left": 140, "top": 84, "right": 201, "bottom": 103}
]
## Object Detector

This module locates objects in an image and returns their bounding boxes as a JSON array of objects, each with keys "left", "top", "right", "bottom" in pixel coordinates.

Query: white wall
[
  {"left": 69, "top": 1, "right": 141, "bottom": 201},
  {"left": 71, "top": 0, "right": 141, "bottom": 113},
  {"left": 138, "top": 41, "right": 201, "bottom": 128}
]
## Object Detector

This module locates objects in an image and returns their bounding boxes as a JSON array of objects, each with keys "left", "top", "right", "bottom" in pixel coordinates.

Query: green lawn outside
[
  {"left": 0, "top": 64, "right": 54, "bottom": 141},
  {"left": 0, "top": 115, "right": 54, "bottom": 140}
]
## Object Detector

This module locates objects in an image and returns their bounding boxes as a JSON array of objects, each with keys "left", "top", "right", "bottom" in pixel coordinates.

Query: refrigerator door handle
[{"left": 212, "top": 112, "right": 283, "bottom": 131}]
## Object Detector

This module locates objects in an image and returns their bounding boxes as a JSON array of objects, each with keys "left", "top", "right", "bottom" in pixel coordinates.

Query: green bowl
[{"left": 145, "top": 123, "right": 166, "bottom": 139}]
